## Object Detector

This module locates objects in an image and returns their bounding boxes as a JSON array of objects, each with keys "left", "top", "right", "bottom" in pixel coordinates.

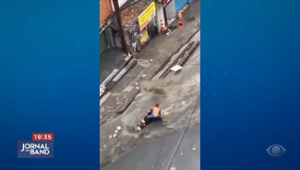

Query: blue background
[
  {"left": 201, "top": 0, "right": 300, "bottom": 170},
  {"left": 1, "top": 0, "right": 300, "bottom": 169},
  {"left": 0, "top": 0, "right": 99, "bottom": 169}
]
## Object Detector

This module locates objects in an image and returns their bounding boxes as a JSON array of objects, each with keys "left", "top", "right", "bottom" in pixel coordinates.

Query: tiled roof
[
  {"left": 100, "top": 0, "right": 113, "bottom": 27},
  {"left": 121, "top": 0, "right": 153, "bottom": 28}
]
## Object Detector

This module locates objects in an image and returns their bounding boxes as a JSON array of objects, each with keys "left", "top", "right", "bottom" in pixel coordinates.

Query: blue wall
[{"left": 175, "top": 0, "right": 188, "bottom": 11}]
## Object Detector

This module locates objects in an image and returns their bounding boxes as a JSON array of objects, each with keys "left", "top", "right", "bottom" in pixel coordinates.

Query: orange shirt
[{"left": 152, "top": 107, "right": 161, "bottom": 117}]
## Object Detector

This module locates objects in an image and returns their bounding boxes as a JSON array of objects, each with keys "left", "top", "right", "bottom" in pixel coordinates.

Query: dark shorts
[{"left": 145, "top": 116, "right": 162, "bottom": 126}]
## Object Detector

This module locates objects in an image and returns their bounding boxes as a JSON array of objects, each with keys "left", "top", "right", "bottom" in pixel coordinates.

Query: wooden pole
[{"left": 112, "top": 0, "right": 128, "bottom": 54}]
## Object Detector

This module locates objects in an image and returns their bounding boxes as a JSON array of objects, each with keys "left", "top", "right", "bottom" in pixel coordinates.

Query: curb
[
  {"left": 151, "top": 56, "right": 172, "bottom": 79},
  {"left": 100, "top": 54, "right": 133, "bottom": 98},
  {"left": 151, "top": 26, "right": 200, "bottom": 79},
  {"left": 116, "top": 27, "right": 200, "bottom": 114},
  {"left": 178, "top": 41, "right": 200, "bottom": 66},
  {"left": 101, "top": 54, "right": 133, "bottom": 86},
  {"left": 105, "top": 59, "right": 138, "bottom": 91},
  {"left": 101, "top": 27, "right": 200, "bottom": 125},
  {"left": 160, "top": 41, "right": 195, "bottom": 78},
  {"left": 180, "top": 41, "right": 200, "bottom": 67},
  {"left": 115, "top": 89, "right": 140, "bottom": 115},
  {"left": 174, "top": 41, "right": 200, "bottom": 75},
  {"left": 101, "top": 14, "right": 200, "bottom": 97},
  {"left": 118, "top": 54, "right": 134, "bottom": 71}
]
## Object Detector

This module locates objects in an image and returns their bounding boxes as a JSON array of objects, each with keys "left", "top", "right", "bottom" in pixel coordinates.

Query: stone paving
[{"left": 100, "top": 1, "right": 201, "bottom": 125}]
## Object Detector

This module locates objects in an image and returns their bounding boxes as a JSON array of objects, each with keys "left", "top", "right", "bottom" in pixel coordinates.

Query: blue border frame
[
  {"left": 0, "top": 0, "right": 100, "bottom": 169},
  {"left": 201, "top": 0, "right": 300, "bottom": 169},
  {"left": 1, "top": 0, "right": 300, "bottom": 169}
]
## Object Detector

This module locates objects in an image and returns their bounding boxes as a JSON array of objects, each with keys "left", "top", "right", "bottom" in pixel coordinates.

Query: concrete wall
[
  {"left": 156, "top": 5, "right": 165, "bottom": 32},
  {"left": 165, "top": 0, "right": 176, "bottom": 25}
]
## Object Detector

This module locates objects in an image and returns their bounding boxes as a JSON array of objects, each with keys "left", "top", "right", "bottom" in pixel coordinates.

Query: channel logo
[
  {"left": 266, "top": 144, "right": 286, "bottom": 157},
  {"left": 18, "top": 133, "right": 54, "bottom": 158}
]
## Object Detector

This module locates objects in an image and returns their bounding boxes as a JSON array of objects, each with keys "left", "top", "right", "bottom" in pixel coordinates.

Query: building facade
[
  {"left": 100, "top": 0, "right": 114, "bottom": 54},
  {"left": 161, "top": 0, "right": 176, "bottom": 26},
  {"left": 174, "top": 0, "right": 188, "bottom": 11},
  {"left": 100, "top": 0, "right": 189, "bottom": 55}
]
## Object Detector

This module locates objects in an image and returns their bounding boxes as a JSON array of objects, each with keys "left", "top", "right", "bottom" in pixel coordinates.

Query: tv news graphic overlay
[
  {"left": 266, "top": 144, "right": 286, "bottom": 157},
  {"left": 18, "top": 141, "right": 54, "bottom": 158},
  {"left": 32, "top": 133, "right": 54, "bottom": 141}
]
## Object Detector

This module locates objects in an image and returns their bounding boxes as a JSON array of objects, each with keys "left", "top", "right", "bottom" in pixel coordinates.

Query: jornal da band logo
[
  {"left": 18, "top": 141, "right": 54, "bottom": 158},
  {"left": 21, "top": 142, "right": 50, "bottom": 154}
]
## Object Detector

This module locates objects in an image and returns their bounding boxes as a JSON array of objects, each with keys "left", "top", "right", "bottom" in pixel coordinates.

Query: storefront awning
[{"left": 100, "top": 19, "right": 112, "bottom": 34}]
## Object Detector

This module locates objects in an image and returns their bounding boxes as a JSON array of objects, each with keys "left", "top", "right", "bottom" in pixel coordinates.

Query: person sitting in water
[{"left": 144, "top": 104, "right": 163, "bottom": 126}]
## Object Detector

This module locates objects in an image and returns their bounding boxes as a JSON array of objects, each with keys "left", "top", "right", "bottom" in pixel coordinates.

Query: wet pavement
[
  {"left": 103, "top": 125, "right": 200, "bottom": 170},
  {"left": 100, "top": 0, "right": 201, "bottom": 125},
  {"left": 100, "top": 30, "right": 200, "bottom": 168},
  {"left": 100, "top": 0, "right": 200, "bottom": 168},
  {"left": 100, "top": 48, "right": 125, "bottom": 84}
]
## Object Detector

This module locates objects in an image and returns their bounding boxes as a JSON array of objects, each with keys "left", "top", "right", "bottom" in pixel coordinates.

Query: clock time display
[{"left": 32, "top": 133, "right": 54, "bottom": 141}]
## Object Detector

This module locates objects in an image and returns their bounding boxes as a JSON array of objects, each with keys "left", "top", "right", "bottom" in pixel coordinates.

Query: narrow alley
[{"left": 100, "top": 30, "right": 200, "bottom": 170}]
